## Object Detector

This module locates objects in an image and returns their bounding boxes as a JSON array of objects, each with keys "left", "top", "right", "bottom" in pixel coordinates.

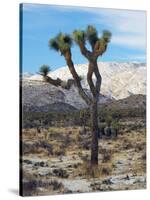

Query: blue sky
[{"left": 21, "top": 3, "right": 146, "bottom": 73}]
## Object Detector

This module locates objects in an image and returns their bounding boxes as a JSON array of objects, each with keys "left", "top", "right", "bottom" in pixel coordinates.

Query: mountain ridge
[{"left": 24, "top": 62, "right": 146, "bottom": 100}]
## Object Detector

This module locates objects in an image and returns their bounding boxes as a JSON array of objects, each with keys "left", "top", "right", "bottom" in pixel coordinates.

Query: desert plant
[
  {"left": 102, "top": 149, "right": 112, "bottom": 163},
  {"left": 39, "top": 65, "right": 51, "bottom": 76},
  {"left": 39, "top": 64, "right": 63, "bottom": 87},
  {"left": 48, "top": 25, "right": 111, "bottom": 166},
  {"left": 52, "top": 168, "right": 69, "bottom": 178}
]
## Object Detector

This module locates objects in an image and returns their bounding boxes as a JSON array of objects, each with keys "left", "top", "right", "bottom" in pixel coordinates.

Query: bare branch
[
  {"left": 78, "top": 41, "right": 92, "bottom": 60},
  {"left": 93, "top": 62, "right": 102, "bottom": 99},
  {"left": 64, "top": 50, "right": 92, "bottom": 105},
  {"left": 42, "top": 76, "right": 63, "bottom": 87},
  {"left": 87, "top": 62, "right": 97, "bottom": 98}
]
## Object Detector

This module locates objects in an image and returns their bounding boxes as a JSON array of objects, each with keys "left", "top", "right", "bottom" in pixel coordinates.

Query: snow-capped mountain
[{"left": 26, "top": 62, "right": 146, "bottom": 100}]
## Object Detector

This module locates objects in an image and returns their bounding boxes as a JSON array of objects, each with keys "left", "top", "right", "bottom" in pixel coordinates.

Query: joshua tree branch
[
  {"left": 42, "top": 75, "right": 63, "bottom": 87},
  {"left": 78, "top": 42, "right": 92, "bottom": 60},
  {"left": 76, "top": 42, "right": 98, "bottom": 98},
  {"left": 64, "top": 50, "right": 92, "bottom": 105},
  {"left": 87, "top": 62, "right": 97, "bottom": 98},
  {"left": 94, "top": 62, "right": 102, "bottom": 99},
  {"left": 94, "top": 41, "right": 107, "bottom": 58}
]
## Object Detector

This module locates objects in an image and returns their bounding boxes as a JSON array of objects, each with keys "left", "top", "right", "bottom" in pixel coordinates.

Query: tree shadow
[{"left": 8, "top": 188, "right": 19, "bottom": 195}]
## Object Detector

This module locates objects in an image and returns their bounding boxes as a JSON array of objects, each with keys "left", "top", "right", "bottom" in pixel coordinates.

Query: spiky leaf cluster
[
  {"left": 49, "top": 33, "right": 72, "bottom": 54},
  {"left": 94, "top": 30, "right": 112, "bottom": 53},
  {"left": 86, "top": 25, "right": 98, "bottom": 48},
  {"left": 72, "top": 30, "right": 86, "bottom": 44},
  {"left": 39, "top": 65, "right": 50, "bottom": 76},
  {"left": 102, "top": 30, "right": 112, "bottom": 43},
  {"left": 49, "top": 38, "right": 59, "bottom": 52},
  {"left": 97, "top": 38, "right": 106, "bottom": 49}
]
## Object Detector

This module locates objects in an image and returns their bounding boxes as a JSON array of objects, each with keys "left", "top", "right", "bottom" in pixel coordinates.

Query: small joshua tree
[
  {"left": 39, "top": 65, "right": 51, "bottom": 76},
  {"left": 48, "top": 25, "right": 111, "bottom": 166},
  {"left": 39, "top": 64, "right": 63, "bottom": 87}
]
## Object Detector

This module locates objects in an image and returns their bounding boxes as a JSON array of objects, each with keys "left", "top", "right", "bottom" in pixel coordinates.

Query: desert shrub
[
  {"left": 135, "top": 142, "right": 146, "bottom": 152},
  {"left": 48, "top": 130, "right": 67, "bottom": 141},
  {"left": 22, "top": 179, "right": 63, "bottom": 196},
  {"left": 53, "top": 144, "right": 66, "bottom": 156},
  {"left": 100, "top": 166, "right": 111, "bottom": 176},
  {"left": 99, "top": 123, "right": 105, "bottom": 136},
  {"left": 22, "top": 140, "right": 53, "bottom": 155},
  {"left": 111, "top": 121, "right": 120, "bottom": 137},
  {"left": 102, "top": 149, "right": 112, "bottom": 163},
  {"left": 52, "top": 168, "right": 69, "bottom": 178},
  {"left": 34, "top": 161, "right": 48, "bottom": 167},
  {"left": 37, "top": 180, "right": 63, "bottom": 190},
  {"left": 63, "top": 134, "right": 71, "bottom": 148},
  {"left": 90, "top": 182, "right": 105, "bottom": 191},
  {"left": 22, "top": 142, "right": 38, "bottom": 155},
  {"left": 23, "top": 159, "right": 32, "bottom": 165},
  {"left": 122, "top": 138, "right": 134, "bottom": 149},
  {"left": 105, "top": 116, "right": 112, "bottom": 126},
  {"left": 79, "top": 127, "right": 87, "bottom": 135},
  {"left": 76, "top": 134, "right": 82, "bottom": 142},
  {"left": 81, "top": 140, "right": 91, "bottom": 150},
  {"left": 39, "top": 141, "right": 53, "bottom": 155},
  {"left": 22, "top": 180, "right": 37, "bottom": 196},
  {"left": 50, "top": 180, "right": 64, "bottom": 190}
]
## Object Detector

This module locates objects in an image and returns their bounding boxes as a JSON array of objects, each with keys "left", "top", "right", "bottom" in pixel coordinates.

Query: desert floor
[{"left": 21, "top": 118, "right": 146, "bottom": 196}]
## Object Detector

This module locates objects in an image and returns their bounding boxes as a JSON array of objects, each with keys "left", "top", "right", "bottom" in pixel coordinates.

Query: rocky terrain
[
  {"left": 22, "top": 79, "right": 110, "bottom": 112},
  {"left": 21, "top": 120, "right": 146, "bottom": 196},
  {"left": 21, "top": 92, "right": 146, "bottom": 196}
]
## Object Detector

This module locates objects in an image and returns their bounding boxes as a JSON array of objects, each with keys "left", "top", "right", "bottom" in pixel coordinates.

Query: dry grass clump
[
  {"left": 101, "top": 148, "right": 112, "bottom": 163},
  {"left": 22, "top": 180, "right": 37, "bottom": 196},
  {"left": 22, "top": 140, "right": 53, "bottom": 155},
  {"left": 135, "top": 141, "right": 146, "bottom": 152},
  {"left": 79, "top": 160, "right": 112, "bottom": 178},
  {"left": 53, "top": 144, "right": 66, "bottom": 156},
  {"left": 52, "top": 168, "right": 69, "bottom": 178},
  {"left": 22, "top": 179, "right": 64, "bottom": 196},
  {"left": 22, "top": 170, "right": 64, "bottom": 196},
  {"left": 122, "top": 138, "right": 135, "bottom": 150}
]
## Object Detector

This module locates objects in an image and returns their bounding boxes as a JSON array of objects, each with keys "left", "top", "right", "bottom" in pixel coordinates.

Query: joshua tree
[
  {"left": 39, "top": 65, "right": 51, "bottom": 76},
  {"left": 39, "top": 64, "right": 63, "bottom": 87},
  {"left": 48, "top": 25, "right": 111, "bottom": 166},
  {"left": 39, "top": 64, "right": 76, "bottom": 89}
]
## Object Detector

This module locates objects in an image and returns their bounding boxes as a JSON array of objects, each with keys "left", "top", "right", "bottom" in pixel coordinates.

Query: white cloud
[
  {"left": 112, "top": 34, "right": 146, "bottom": 49},
  {"left": 73, "top": 7, "right": 146, "bottom": 50},
  {"left": 92, "top": 9, "right": 146, "bottom": 50}
]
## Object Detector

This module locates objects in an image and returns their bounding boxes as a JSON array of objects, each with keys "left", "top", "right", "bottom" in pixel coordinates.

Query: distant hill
[
  {"left": 22, "top": 79, "right": 110, "bottom": 112},
  {"left": 100, "top": 94, "right": 146, "bottom": 110},
  {"left": 22, "top": 62, "right": 146, "bottom": 112}
]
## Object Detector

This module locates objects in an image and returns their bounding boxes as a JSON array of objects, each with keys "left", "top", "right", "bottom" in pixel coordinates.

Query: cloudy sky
[{"left": 21, "top": 3, "right": 146, "bottom": 73}]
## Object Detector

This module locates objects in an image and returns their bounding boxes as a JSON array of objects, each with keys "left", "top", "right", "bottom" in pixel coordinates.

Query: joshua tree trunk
[
  {"left": 88, "top": 60, "right": 101, "bottom": 166},
  {"left": 90, "top": 100, "right": 99, "bottom": 165}
]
